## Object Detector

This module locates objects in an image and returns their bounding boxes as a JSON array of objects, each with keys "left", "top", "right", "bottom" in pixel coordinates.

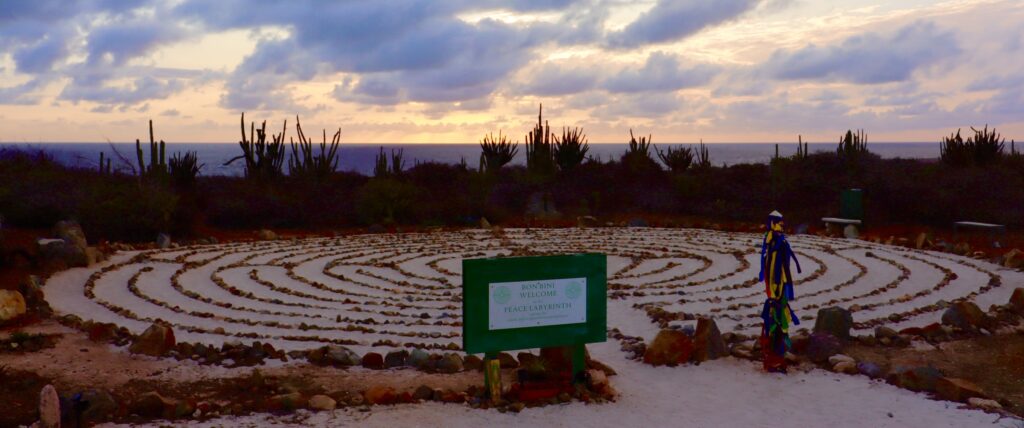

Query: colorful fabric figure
[{"left": 758, "top": 210, "right": 802, "bottom": 373}]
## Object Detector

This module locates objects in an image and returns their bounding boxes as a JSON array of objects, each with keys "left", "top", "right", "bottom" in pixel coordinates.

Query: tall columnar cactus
[
  {"left": 98, "top": 152, "right": 112, "bottom": 175},
  {"left": 225, "top": 113, "right": 287, "bottom": 180},
  {"left": 373, "top": 147, "right": 405, "bottom": 178},
  {"left": 793, "top": 135, "right": 809, "bottom": 160},
  {"left": 837, "top": 129, "right": 869, "bottom": 161},
  {"left": 696, "top": 139, "right": 711, "bottom": 169},
  {"left": 525, "top": 104, "right": 555, "bottom": 177},
  {"left": 289, "top": 115, "right": 341, "bottom": 181},
  {"left": 136, "top": 120, "right": 167, "bottom": 178}
]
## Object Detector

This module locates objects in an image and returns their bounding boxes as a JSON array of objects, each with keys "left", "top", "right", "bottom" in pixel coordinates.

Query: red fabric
[{"left": 760, "top": 332, "right": 787, "bottom": 372}]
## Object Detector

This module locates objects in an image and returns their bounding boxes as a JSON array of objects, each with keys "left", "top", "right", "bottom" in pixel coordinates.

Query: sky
[{"left": 0, "top": 0, "right": 1022, "bottom": 144}]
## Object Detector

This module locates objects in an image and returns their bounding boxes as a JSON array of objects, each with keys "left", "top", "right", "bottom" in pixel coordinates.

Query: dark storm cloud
[
  {"left": 607, "top": 0, "right": 760, "bottom": 49},
  {"left": 763, "top": 21, "right": 959, "bottom": 84}
]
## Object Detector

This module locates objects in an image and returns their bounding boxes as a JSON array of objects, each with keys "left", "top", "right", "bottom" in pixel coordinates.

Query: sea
[{"left": 0, "top": 142, "right": 941, "bottom": 177}]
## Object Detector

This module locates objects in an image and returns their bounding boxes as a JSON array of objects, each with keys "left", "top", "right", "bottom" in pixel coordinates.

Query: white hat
[{"left": 769, "top": 210, "right": 783, "bottom": 218}]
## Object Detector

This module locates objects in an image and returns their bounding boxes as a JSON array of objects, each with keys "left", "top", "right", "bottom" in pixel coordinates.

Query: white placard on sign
[{"left": 488, "top": 277, "right": 587, "bottom": 330}]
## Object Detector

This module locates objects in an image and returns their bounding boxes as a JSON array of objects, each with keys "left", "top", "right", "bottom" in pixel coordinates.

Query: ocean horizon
[{"left": 0, "top": 142, "right": 943, "bottom": 177}]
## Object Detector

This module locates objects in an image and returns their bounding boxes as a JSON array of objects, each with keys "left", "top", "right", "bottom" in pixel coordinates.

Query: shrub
[
  {"left": 553, "top": 126, "right": 589, "bottom": 172},
  {"left": 356, "top": 178, "right": 416, "bottom": 224},
  {"left": 656, "top": 144, "right": 695, "bottom": 173},
  {"left": 479, "top": 131, "right": 518, "bottom": 174}
]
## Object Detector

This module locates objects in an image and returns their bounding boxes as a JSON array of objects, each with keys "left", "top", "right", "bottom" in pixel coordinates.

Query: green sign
[{"left": 462, "top": 253, "right": 607, "bottom": 354}]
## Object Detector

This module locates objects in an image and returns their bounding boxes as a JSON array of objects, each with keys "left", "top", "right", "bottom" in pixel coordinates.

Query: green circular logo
[
  {"left": 492, "top": 285, "right": 511, "bottom": 304},
  {"left": 566, "top": 281, "right": 583, "bottom": 300}
]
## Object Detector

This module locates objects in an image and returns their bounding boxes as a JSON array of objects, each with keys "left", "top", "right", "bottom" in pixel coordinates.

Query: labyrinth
[{"left": 44, "top": 228, "right": 1024, "bottom": 355}]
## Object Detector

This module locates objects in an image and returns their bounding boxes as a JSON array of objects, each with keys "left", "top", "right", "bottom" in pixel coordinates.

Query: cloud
[
  {"left": 764, "top": 20, "right": 960, "bottom": 84},
  {"left": 161, "top": 109, "right": 180, "bottom": 117},
  {"left": 0, "top": 77, "right": 49, "bottom": 105},
  {"left": 603, "top": 52, "right": 718, "bottom": 93},
  {"left": 512, "top": 62, "right": 601, "bottom": 96},
  {"left": 607, "top": 0, "right": 759, "bottom": 49},
  {"left": 84, "top": 17, "right": 188, "bottom": 66},
  {"left": 60, "top": 76, "right": 184, "bottom": 105}
]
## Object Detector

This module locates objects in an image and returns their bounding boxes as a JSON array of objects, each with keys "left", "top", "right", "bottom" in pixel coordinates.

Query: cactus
[
  {"left": 288, "top": 115, "right": 341, "bottom": 181},
  {"left": 656, "top": 144, "right": 695, "bottom": 172},
  {"left": 136, "top": 120, "right": 168, "bottom": 179},
  {"left": 553, "top": 126, "right": 588, "bottom": 172},
  {"left": 479, "top": 130, "right": 518, "bottom": 174},
  {"left": 98, "top": 152, "right": 112, "bottom": 175},
  {"left": 373, "top": 147, "right": 405, "bottom": 177},
  {"left": 695, "top": 139, "right": 711, "bottom": 169},
  {"left": 940, "top": 125, "right": 1006, "bottom": 167},
  {"left": 224, "top": 113, "right": 287, "bottom": 180},
  {"left": 525, "top": 104, "right": 555, "bottom": 177},
  {"left": 969, "top": 125, "right": 1004, "bottom": 166},
  {"left": 793, "top": 135, "right": 809, "bottom": 160},
  {"left": 837, "top": 129, "right": 869, "bottom": 161}
]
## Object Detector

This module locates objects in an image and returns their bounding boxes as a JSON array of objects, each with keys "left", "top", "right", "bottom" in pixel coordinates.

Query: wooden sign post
[{"left": 462, "top": 253, "right": 607, "bottom": 400}]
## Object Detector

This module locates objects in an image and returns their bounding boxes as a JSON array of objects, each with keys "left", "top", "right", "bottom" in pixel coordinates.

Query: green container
[
  {"left": 462, "top": 253, "right": 607, "bottom": 354},
  {"left": 840, "top": 188, "right": 863, "bottom": 220}
]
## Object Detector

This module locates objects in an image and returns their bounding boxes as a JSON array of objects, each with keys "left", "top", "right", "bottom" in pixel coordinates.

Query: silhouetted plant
[
  {"left": 969, "top": 125, "right": 1005, "bottom": 166},
  {"left": 168, "top": 151, "right": 202, "bottom": 189},
  {"left": 289, "top": 116, "right": 340, "bottom": 181},
  {"left": 525, "top": 104, "right": 555, "bottom": 177},
  {"left": 553, "top": 126, "right": 589, "bottom": 172},
  {"left": 793, "top": 135, "right": 809, "bottom": 160},
  {"left": 656, "top": 144, "right": 695, "bottom": 172},
  {"left": 136, "top": 120, "right": 167, "bottom": 180},
  {"left": 621, "top": 128, "right": 659, "bottom": 172},
  {"left": 837, "top": 129, "right": 869, "bottom": 161},
  {"left": 225, "top": 113, "right": 287, "bottom": 180},
  {"left": 479, "top": 131, "right": 518, "bottom": 174},
  {"left": 696, "top": 139, "right": 712, "bottom": 169},
  {"left": 940, "top": 128, "right": 971, "bottom": 167},
  {"left": 98, "top": 152, "right": 112, "bottom": 175},
  {"left": 374, "top": 147, "right": 405, "bottom": 178}
]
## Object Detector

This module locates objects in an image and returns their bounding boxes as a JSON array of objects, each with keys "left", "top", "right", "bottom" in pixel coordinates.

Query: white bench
[
  {"left": 822, "top": 217, "right": 862, "bottom": 237},
  {"left": 953, "top": 221, "right": 1006, "bottom": 246}
]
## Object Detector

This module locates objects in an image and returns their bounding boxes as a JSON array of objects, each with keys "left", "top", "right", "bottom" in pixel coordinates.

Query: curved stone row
[{"left": 43, "top": 228, "right": 1024, "bottom": 354}]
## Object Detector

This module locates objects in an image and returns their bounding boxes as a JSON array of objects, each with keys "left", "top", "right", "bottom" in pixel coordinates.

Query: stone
[
  {"left": 407, "top": 348, "right": 430, "bottom": 368},
  {"left": 412, "top": 385, "right": 434, "bottom": 401},
  {"left": 497, "top": 352, "right": 519, "bottom": 369},
  {"left": 828, "top": 354, "right": 855, "bottom": 366},
  {"left": 156, "top": 233, "right": 171, "bottom": 249},
  {"left": 874, "top": 326, "right": 898, "bottom": 340},
  {"left": 129, "top": 323, "right": 176, "bottom": 356},
  {"left": 891, "top": 366, "right": 942, "bottom": 393},
  {"left": 643, "top": 329, "right": 694, "bottom": 366},
  {"left": 479, "top": 217, "right": 491, "bottom": 229},
  {"left": 691, "top": 318, "right": 728, "bottom": 362},
  {"left": 920, "top": 322, "right": 947, "bottom": 341},
  {"left": 463, "top": 354, "right": 483, "bottom": 371},
  {"left": 1002, "top": 249, "right": 1023, "bottom": 269},
  {"left": 87, "top": 322, "right": 118, "bottom": 342},
  {"left": 85, "top": 247, "right": 106, "bottom": 265},
  {"left": 308, "top": 394, "right": 337, "bottom": 411},
  {"left": 267, "top": 392, "right": 304, "bottom": 411},
  {"left": 361, "top": 352, "right": 385, "bottom": 369},
  {"left": 940, "top": 301, "right": 993, "bottom": 330},
  {"left": 915, "top": 232, "right": 927, "bottom": 249},
  {"left": 323, "top": 345, "right": 360, "bottom": 367},
  {"left": 587, "top": 369, "right": 610, "bottom": 395},
  {"left": 813, "top": 307, "right": 853, "bottom": 340},
  {"left": 38, "top": 385, "right": 60, "bottom": 428},
  {"left": 80, "top": 389, "right": 119, "bottom": 423},
  {"left": 843, "top": 225, "right": 859, "bottom": 239},
  {"left": 257, "top": 229, "right": 278, "bottom": 240},
  {"left": 1009, "top": 288, "right": 1024, "bottom": 314},
  {"left": 364, "top": 386, "right": 397, "bottom": 405},
  {"left": 832, "top": 361, "right": 858, "bottom": 374},
  {"left": 436, "top": 353, "right": 464, "bottom": 373},
  {"left": 44, "top": 221, "right": 89, "bottom": 268},
  {"left": 857, "top": 362, "right": 884, "bottom": 379},
  {"left": 967, "top": 397, "right": 1002, "bottom": 411},
  {"left": 131, "top": 391, "right": 176, "bottom": 418},
  {"left": 804, "top": 332, "right": 843, "bottom": 363},
  {"left": 0, "top": 290, "right": 27, "bottom": 322},
  {"left": 936, "top": 377, "right": 987, "bottom": 402},
  {"left": 384, "top": 350, "right": 409, "bottom": 368},
  {"left": 20, "top": 275, "right": 47, "bottom": 310}
]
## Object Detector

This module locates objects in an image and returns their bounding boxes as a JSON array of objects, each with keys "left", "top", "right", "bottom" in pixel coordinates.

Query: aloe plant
[
  {"left": 969, "top": 125, "right": 1004, "bottom": 166},
  {"left": 695, "top": 139, "right": 711, "bottom": 169},
  {"left": 479, "top": 131, "right": 518, "bottom": 173},
  {"left": 553, "top": 126, "right": 589, "bottom": 172},
  {"left": 656, "top": 144, "right": 695, "bottom": 172},
  {"left": 169, "top": 151, "right": 202, "bottom": 188}
]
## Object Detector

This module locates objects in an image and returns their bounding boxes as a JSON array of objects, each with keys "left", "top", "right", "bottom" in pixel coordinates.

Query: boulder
[
  {"left": 1009, "top": 288, "right": 1024, "bottom": 314},
  {"left": 804, "top": 332, "right": 843, "bottom": 363},
  {"left": 257, "top": 229, "right": 278, "bottom": 240},
  {"left": 832, "top": 361, "right": 858, "bottom": 375},
  {"left": 50, "top": 220, "right": 89, "bottom": 267},
  {"left": 85, "top": 247, "right": 106, "bottom": 265},
  {"left": 384, "top": 350, "right": 409, "bottom": 368},
  {"left": 587, "top": 369, "right": 611, "bottom": 395},
  {"left": 843, "top": 225, "right": 859, "bottom": 239},
  {"left": 79, "top": 389, "right": 119, "bottom": 423},
  {"left": 1002, "top": 249, "right": 1024, "bottom": 269},
  {"left": 874, "top": 326, "right": 898, "bottom": 340},
  {"left": 130, "top": 391, "right": 176, "bottom": 418},
  {"left": 463, "top": 354, "right": 483, "bottom": 371},
  {"left": 857, "top": 362, "right": 884, "bottom": 379},
  {"left": 323, "top": 345, "right": 360, "bottom": 367},
  {"left": 890, "top": 366, "right": 942, "bottom": 392},
  {"left": 308, "top": 394, "right": 337, "bottom": 411},
  {"left": 827, "top": 354, "right": 855, "bottom": 366},
  {"left": 479, "top": 217, "right": 491, "bottom": 229},
  {"left": 496, "top": 352, "right": 519, "bottom": 369},
  {"left": 156, "top": 233, "right": 171, "bottom": 249},
  {"left": 940, "top": 301, "right": 992, "bottom": 330},
  {"left": 361, "top": 352, "right": 385, "bottom": 370},
  {"left": 643, "top": 329, "right": 694, "bottom": 366},
  {"left": 436, "top": 353, "right": 464, "bottom": 373},
  {"left": 364, "top": 386, "right": 397, "bottom": 405},
  {"left": 38, "top": 385, "right": 60, "bottom": 428},
  {"left": 407, "top": 348, "right": 430, "bottom": 368},
  {"left": 915, "top": 232, "right": 928, "bottom": 249},
  {"left": 87, "top": 322, "right": 118, "bottom": 342},
  {"left": 691, "top": 318, "right": 728, "bottom": 362},
  {"left": 0, "top": 290, "right": 27, "bottom": 322},
  {"left": 813, "top": 307, "right": 853, "bottom": 340},
  {"left": 129, "top": 323, "right": 176, "bottom": 356},
  {"left": 20, "top": 275, "right": 46, "bottom": 310},
  {"left": 967, "top": 397, "right": 1002, "bottom": 411},
  {"left": 267, "top": 392, "right": 304, "bottom": 411},
  {"left": 936, "top": 377, "right": 987, "bottom": 403}
]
